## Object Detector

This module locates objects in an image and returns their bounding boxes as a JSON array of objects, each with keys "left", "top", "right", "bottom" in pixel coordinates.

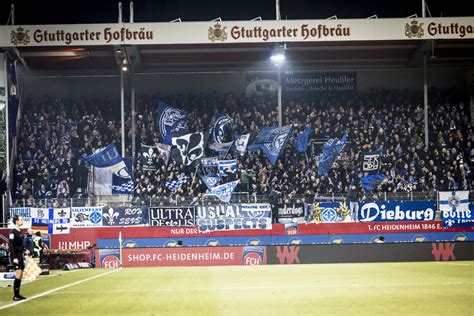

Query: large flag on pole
[
  {"left": 212, "top": 113, "right": 233, "bottom": 143},
  {"left": 295, "top": 128, "right": 312, "bottom": 153},
  {"left": 84, "top": 144, "right": 133, "bottom": 195},
  {"left": 206, "top": 180, "right": 240, "bottom": 203},
  {"left": 141, "top": 143, "right": 171, "bottom": 170},
  {"left": 317, "top": 134, "right": 347, "bottom": 176},
  {"left": 233, "top": 133, "right": 250, "bottom": 157},
  {"left": 157, "top": 101, "right": 188, "bottom": 145},
  {"left": 171, "top": 131, "right": 209, "bottom": 167},
  {"left": 251, "top": 125, "right": 293, "bottom": 166}
]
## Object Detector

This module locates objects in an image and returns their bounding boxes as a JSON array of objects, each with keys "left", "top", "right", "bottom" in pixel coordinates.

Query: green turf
[{"left": 1, "top": 262, "right": 473, "bottom": 315}]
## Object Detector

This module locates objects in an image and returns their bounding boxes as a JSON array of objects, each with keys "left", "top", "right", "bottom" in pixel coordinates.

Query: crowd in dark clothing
[{"left": 12, "top": 89, "right": 473, "bottom": 204}]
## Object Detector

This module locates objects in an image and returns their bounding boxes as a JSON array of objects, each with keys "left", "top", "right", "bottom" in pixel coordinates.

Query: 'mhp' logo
[
  {"left": 431, "top": 243, "right": 456, "bottom": 261},
  {"left": 101, "top": 255, "right": 120, "bottom": 268},
  {"left": 275, "top": 246, "right": 300, "bottom": 264}
]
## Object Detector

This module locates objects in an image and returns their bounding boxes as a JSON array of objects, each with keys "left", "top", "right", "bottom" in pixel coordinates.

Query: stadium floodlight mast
[{"left": 271, "top": 45, "right": 286, "bottom": 127}]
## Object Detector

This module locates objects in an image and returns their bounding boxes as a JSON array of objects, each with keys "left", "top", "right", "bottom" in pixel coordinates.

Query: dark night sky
[{"left": 1, "top": 0, "right": 471, "bottom": 25}]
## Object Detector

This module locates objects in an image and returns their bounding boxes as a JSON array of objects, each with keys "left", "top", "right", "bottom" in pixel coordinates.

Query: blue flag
[
  {"left": 165, "top": 173, "right": 189, "bottom": 192},
  {"left": 317, "top": 134, "right": 347, "bottom": 176},
  {"left": 200, "top": 174, "right": 221, "bottom": 190},
  {"left": 157, "top": 101, "right": 188, "bottom": 145},
  {"left": 360, "top": 173, "right": 385, "bottom": 194},
  {"left": 252, "top": 125, "right": 293, "bottom": 166},
  {"left": 218, "top": 159, "right": 237, "bottom": 177},
  {"left": 112, "top": 157, "right": 134, "bottom": 194},
  {"left": 84, "top": 144, "right": 131, "bottom": 178},
  {"left": 295, "top": 128, "right": 312, "bottom": 153},
  {"left": 212, "top": 113, "right": 232, "bottom": 143},
  {"left": 206, "top": 180, "right": 240, "bottom": 203}
]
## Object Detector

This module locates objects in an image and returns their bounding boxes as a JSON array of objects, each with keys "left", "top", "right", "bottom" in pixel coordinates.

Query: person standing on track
[{"left": 9, "top": 214, "right": 27, "bottom": 301}]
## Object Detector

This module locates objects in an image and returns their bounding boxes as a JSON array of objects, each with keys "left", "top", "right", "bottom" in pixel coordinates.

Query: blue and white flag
[
  {"left": 165, "top": 173, "right": 189, "bottom": 192},
  {"left": 233, "top": 133, "right": 250, "bottom": 157},
  {"left": 212, "top": 113, "right": 233, "bottom": 143},
  {"left": 218, "top": 159, "right": 237, "bottom": 177},
  {"left": 206, "top": 180, "right": 240, "bottom": 203},
  {"left": 85, "top": 144, "right": 133, "bottom": 195},
  {"left": 200, "top": 174, "right": 221, "bottom": 190},
  {"left": 209, "top": 141, "right": 234, "bottom": 159},
  {"left": 295, "top": 128, "right": 312, "bottom": 153},
  {"left": 360, "top": 173, "right": 385, "bottom": 194},
  {"left": 439, "top": 191, "right": 473, "bottom": 227},
  {"left": 84, "top": 144, "right": 131, "bottom": 178},
  {"left": 141, "top": 143, "right": 171, "bottom": 170},
  {"left": 112, "top": 157, "right": 134, "bottom": 194},
  {"left": 251, "top": 125, "right": 293, "bottom": 166},
  {"left": 157, "top": 101, "right": 188, "bottom": 145},
  {"left": 317, "top": 134, "right": 347, "bottom": 176}
]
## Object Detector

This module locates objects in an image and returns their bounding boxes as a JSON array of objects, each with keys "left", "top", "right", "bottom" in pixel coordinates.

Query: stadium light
[{"left": 270, "top": 49, "right": 285, "bottom": 66}]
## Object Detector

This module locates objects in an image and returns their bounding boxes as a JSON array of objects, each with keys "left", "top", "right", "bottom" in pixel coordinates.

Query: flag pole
[{"left": 189, "top": 165, "right": 199, "bottom": 191}]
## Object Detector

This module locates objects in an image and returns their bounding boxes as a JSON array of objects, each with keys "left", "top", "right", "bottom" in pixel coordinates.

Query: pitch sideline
[{"left": 0, "top": 268, "right": 122, "bottom": 310}]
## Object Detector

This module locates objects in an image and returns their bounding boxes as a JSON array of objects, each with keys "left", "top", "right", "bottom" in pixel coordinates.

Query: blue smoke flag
[
  {"left": 212, "top": 113, "right": 232, "bottom": 143},
  {"left": 200, "top": 174, "right": 221, "bottom": 190},
  {"left": 165, "top": 173, "right": 189, "bottom": 192},
  {"left": 295, "top": 128, "right": 312, "bottom": 153},
  {"left": 360, "top": 173, "right": 385, "bottom": 194},
  {"left": 157, "top": 101, "right": 188, "bottom": 145},
  {"left": 206, "top": 180, "right": 240, "bottom": 203},
  {"left": 251, "top": 125, "right": 293, "bottom": 166},
  {"left": 317, "top": 134, "right": 347, "bottom": 176}
]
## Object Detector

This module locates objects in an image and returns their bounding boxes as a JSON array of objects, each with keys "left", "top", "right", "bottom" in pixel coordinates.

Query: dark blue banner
[
  {"left": 149, "top": 206, "right": 195, "bottom": 227},
  {"left": 102, "top": 206, "right": 145, "bottom": 226},
  {"left": 358, "top": 201, "right": 436, "bottom": 222}
]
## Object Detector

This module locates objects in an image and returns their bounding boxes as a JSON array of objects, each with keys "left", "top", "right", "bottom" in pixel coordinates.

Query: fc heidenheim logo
[
  {"left": 11, "top": 27, "right": 30, "bottom": 45},
  {"left": 405, "top": 20, "right": 424, "bottom": 38},
  {"left": 208, "top": 23, "right": 227, "bottom": 42}
]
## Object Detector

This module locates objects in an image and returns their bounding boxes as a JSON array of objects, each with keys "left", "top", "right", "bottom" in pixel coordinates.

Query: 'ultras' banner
[
  {"left": 149, "top": 206, "right": 195, "bottom": 227},
  {"left": 283, "top": 72, "right": 357, "bottom": 93},
  {"left": 196, "top": 203, "right": 272, "bottom": 232},
  {"left": 275, "top": 203, "right": 306, "bottom": 223},
  {"left": 71, "top": 207, "right": 103, "bottom": 227},
  {"left": 358, "top": 201, "right": 436, "bottom": 222},
  {"left": 102, "top": 206, "right": 145, "bottom": 226}
]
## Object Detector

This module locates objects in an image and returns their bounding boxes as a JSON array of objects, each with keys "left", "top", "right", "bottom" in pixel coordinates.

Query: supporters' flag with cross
[{"left": 165, "top": 173, "right": 189, "bottom": 191}]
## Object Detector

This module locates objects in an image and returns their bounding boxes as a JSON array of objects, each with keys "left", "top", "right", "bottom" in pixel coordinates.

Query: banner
[
  {"left": 149, "top": 206, "right": 196, "bottom": 227},
  {"left": 439, "top": 191, "right": 473, "bottom": 227},
  {"left": 102, "top": 206, "right": 144, "bottom": 226},
  {"left": 71, "top": 207, "right": 103, "bottom": 227},
  {"left": 358, "top": 201, "right": 436, "bottom": 222},
  {"left": 275, "top": 203, "right": 306, "bottom": 223},
  {"left": 196, "top": 203, "right": 272, "bottom": 232},
  {"left": 284, "top": 72, "right": 356, "bottom": 93},
  {"left": 313, "top": 202, "right": 350, "bottom": 223}
]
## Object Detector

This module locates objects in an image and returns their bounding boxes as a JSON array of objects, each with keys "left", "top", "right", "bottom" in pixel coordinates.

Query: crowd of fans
[{"left": 11, "top": 89, "right": 473, "bottom": 205}]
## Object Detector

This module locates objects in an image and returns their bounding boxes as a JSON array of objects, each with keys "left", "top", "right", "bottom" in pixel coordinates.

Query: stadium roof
[{"left": 8, "top": 39, "right": 474, "bottom": 74}]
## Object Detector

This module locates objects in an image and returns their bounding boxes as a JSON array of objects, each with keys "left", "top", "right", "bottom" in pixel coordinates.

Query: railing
[{"left": 8, "top": 190, "right": 472, "bottom": 208}]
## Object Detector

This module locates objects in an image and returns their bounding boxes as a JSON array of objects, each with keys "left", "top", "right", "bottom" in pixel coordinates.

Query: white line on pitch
[
  {"left": 0, "top": 268, "right": 121, "bottom": 310},
  {"left": 61, "top": 280, "right": 474, "bottom": 294}
]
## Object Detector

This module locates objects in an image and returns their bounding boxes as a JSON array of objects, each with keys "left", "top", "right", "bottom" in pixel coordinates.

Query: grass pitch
[{"left": 1, "top": 261, "right": 473, "bottom": 315}]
